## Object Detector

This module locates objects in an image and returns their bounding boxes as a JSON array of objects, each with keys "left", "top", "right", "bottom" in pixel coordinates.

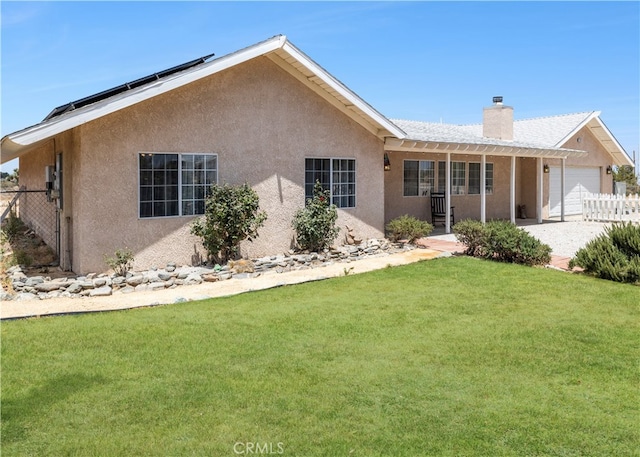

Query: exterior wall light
[
  {"left": 606, "top": 165, "right": 612, "bottom": 175},
  {"left": 543, "top": 164, "right": 550, "bottom": 173},
  {"left": 384, "top": 153, "right": 391, "bottom": 171}
]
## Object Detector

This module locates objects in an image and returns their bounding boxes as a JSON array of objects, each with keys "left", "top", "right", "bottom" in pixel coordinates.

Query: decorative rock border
[{"left": 2, "top": 239, "right": 415, "bottom": 301}]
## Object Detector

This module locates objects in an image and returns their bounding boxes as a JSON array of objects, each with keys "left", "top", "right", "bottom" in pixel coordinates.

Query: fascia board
[
  {"left": 384, "top": 137, "right": 587, "bottom": 158},
  {"left": 281, "top": 41, "right": 406, "bottom": 139},
  {"left": 4, "top": 35, "right": 287, "bottom": 151}
]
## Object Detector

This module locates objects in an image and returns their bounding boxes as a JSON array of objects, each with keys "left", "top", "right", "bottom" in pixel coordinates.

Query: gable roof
[
  {"left": 1, "top": 35, "right": 405, "bottom": 163},
  {"left": 389, "top": 111, "right": 632, "bottom": 164},
  {"left": 388, "top": 118, "right": 588, "bottom": 159},
  {"left": 457, "top": 111, "right": 632, "bottom": 165}
]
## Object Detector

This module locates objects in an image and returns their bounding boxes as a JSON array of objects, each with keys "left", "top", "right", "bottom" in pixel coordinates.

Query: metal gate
[{"left": 1, "top": 188, "right": 59, "bottom": 266}]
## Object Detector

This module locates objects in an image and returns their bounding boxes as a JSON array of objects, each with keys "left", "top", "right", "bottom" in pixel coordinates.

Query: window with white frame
[
  {"left": 451, "top": 161, "right": 466, "bottom": 195},
  {"left": 139, "top": 153, "right": 218, "bottom": 218},
  {"left": 404, "top": 160, "right": 435, "bottom": 196},
  {"left": 437, "top": 161, "right": 446, "bottom": 193},
  {"left": 468, "top": 162, "right": 494, "bottom": 195},
  {"left": 305, "top": 158, "right": 356, "bottom": 208}
]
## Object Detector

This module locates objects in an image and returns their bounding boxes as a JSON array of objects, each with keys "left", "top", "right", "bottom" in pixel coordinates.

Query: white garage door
[{"left": 549, "top": 167, "right": 600, "bottom": 216}]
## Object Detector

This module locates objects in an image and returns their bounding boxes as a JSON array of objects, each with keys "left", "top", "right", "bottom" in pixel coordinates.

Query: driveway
[{"left": 429, "top": 217, "right": 610, "bottom": 258}]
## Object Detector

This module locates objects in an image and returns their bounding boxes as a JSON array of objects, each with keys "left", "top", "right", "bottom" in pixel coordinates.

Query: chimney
[{"left": 483, "top": 96, "right": 513, "bottom": 140}]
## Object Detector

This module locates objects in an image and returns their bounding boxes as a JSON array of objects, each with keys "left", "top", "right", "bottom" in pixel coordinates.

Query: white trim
[{"left": 304, "top": 157, "right": 357, "bottom": 209}]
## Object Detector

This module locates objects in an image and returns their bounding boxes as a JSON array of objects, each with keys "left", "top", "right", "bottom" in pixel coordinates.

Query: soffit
[{"left": 584, "top": 117, "right": 633, "bottom": 166}]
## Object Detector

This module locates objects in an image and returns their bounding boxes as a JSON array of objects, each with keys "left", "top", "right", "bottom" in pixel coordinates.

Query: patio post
[
  {"left": 446, "top": 152, "right": 451, "bottom": 233},
  {"left": 560, "top": 158, "right": 566, "bottom": 221},
  {"left": 537, "top": 158, "right": 543, "bottom": 223},
  {"left": 510, "top": 155, "right": 516, "bottom": 223},
  {"left": 481, "top": 154, "right": 486, "bottom": 223}
]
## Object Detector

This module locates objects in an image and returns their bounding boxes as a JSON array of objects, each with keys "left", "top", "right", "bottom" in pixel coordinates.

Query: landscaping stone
[
  {"left": 148, "top": 281, "right": 167, "bottom": 291},
  {"left": 3, "top": 238, "right": 410, "bottom": 302},
  {"left": 24, "top": 276, "right": 45, "bottom": 286},
  {"left": 89, "top": 286, "right": 112, "bottom": 297},
  {"left": 126, "top": 275, "right": 145, "bottom": 286},
  {"left": 93, "top": 278, "right": 108, "bottom": 288},
  {"left": 157, "top": 271, "right": 172, "bottom": 281},
  {"left": 34, "top": 282, "right": 64, "bottom": 293},
  {"left": 66, "top": 282, "right": 84, "bottom": 294}
]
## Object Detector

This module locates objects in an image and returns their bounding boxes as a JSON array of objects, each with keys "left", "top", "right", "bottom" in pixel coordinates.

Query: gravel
[{"left": 431, "top": 218, "right": 610, "bottom": 258}]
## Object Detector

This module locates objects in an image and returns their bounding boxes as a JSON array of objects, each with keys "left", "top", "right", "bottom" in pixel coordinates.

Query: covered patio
[{"left": 384, "top": 138, "right": 588, "bottom": 233}]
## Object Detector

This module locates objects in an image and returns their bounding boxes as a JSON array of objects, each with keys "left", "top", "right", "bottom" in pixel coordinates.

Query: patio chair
[{"left": 430, "top": 192, "right": 454, "bottom": 227}]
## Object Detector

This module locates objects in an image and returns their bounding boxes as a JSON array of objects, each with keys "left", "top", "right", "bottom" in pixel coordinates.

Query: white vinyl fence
[{"left": 582, "top": 193, "right": 640, "bottom": 222}]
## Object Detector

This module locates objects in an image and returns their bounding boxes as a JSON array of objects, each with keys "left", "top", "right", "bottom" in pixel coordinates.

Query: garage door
[{"left": 549, "top": 167, "right": 600, "bottom": 216}]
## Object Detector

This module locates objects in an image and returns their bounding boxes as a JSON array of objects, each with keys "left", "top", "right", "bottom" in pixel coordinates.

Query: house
[{"left": 1, "top": 35, "right": 632, "bottom": 274}]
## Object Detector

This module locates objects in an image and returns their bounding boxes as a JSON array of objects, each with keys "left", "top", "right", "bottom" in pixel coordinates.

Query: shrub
[
  {"left": 191, "top": 183, "right": 267, "bottom": 263},
  {"left": 569, "top": 222, "right": 640, "bottom": 284},
  {"left": 13, "top": 249, "right": 33, "bottom": 268},
  {"left": 482, "top": 220, "right": 551, "bottom": 266},
  {"left": 452, "top": 219, "right": 485, "bottom": 256},
  {"left": 386, "top": 215, "right": 433, "bottom": 243},
  {"left": 292, "top": 181, "right": 339, "bottom": 252},
  {"left": 1, "top": 211, "right": 24, "bottom": 242},
  {"left": 104, "top": 248, "right": 135, "bottom": 277},
  {"left": 454, "top": 220, "right": 551, "bottom": 267}
]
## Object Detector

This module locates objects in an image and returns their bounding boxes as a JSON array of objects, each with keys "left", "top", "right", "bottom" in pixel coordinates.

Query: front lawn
[{"left": 1, "top": 257, "right": 638, "bottom": 456}]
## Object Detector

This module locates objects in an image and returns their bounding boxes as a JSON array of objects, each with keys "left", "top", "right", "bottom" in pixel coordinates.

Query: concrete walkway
[{"left": 1, "top": 248, "right": 448, "bottom": 320}]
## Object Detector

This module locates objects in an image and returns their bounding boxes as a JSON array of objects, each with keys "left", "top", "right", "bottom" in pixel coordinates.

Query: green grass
[{"left": 1, "top": 257, "right": 638, "bottom": 456}]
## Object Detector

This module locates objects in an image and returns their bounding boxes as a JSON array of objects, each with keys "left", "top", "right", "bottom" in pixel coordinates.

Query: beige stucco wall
[
  {"left": 383, "top": 151, "right": 515, "bottom": 224},
  {"left": 37, "top": 56, "right": 385, "bottom": 274}
]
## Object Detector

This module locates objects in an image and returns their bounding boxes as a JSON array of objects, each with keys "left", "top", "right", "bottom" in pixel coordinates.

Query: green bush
[
  {"left": 454, "top": 220, "right": 551, "bottom": 266},
  {"left": 1, "top": 211, "right": 24, "bottom": 242},
  {"left": 292, "top": 181, "right": 339, "bottom": 252},
  {"left": 386, "top": 215, "right": 433, "bottom": 243},
  {"left": 104, "top": 248, "right": 135, "bottom": 276},
  {"left": 452, "top": 219, "right": 485, "bottom": 256},
  {"left": 569, "top": 222, "right": 640, "bottom": 284},
  {"left": 191, "top": 183, "right": 267, "bottom": 263}
]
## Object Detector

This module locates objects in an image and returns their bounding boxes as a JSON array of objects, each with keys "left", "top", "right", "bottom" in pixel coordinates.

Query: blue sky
[{"left": 2, "top": 1, "right": 639, "bottom": 172}]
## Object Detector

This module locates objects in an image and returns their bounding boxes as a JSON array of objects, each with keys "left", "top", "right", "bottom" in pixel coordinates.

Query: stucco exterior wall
[
  {"left": 383, "top": 151, "right": 514, "bottom": 224},
  {"left": 64, "top": 56, "right": 384, "bottom": 274}
]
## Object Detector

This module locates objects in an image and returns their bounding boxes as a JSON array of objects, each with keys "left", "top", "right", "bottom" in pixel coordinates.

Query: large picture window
[
  {"left": 305, "top": 158, "right": 356, "bottom": 208},
  {"left": 404, "top": 160, "right": 435, "bottom": 196},
  {"left": 139, "top": 153, "right": 217, "bottom": 218}
]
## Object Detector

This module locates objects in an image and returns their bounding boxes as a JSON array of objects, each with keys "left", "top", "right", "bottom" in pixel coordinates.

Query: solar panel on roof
[{"left": 43, "top": 53, "right": 215, "bottom": 122}]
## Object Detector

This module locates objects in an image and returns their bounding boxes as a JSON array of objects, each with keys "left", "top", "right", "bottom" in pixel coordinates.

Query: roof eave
[
  {"left": 384, "top": 137, "right": 588, "bottom": 158},
  {"left": 2, "top": 34, "right": 406, "bottom": 163}
]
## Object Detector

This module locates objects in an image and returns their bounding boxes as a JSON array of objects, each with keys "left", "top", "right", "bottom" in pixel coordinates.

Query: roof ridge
[{"left": 513, "top": 111, "right": 596, "bottom": 123}]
